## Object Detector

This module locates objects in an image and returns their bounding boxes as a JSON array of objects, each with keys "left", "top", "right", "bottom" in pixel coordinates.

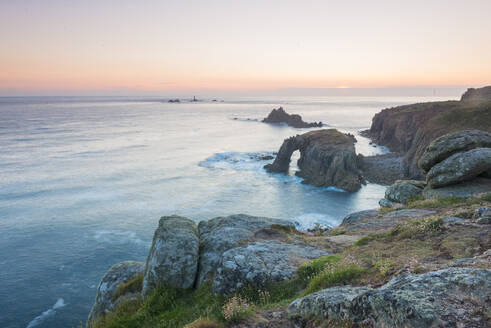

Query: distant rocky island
[
  {"left": 262, "top": 107, "right": 323, "bottom": 128},
  {"left": 87, "top": 86, "right": 491, "bottom": 328}
]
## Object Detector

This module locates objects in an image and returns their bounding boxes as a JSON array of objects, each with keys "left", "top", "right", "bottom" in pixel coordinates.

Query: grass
[
  {"left": 297, "top": 254, "right": 342, "bottom": 284},
  {"left": 89, "top": 283, "right": 224, "bottom": 328},
  {"left": 112, "top": 274, "right": 143, "bottom": 302},
  {"left": 183, "top": 318, "right": 222, "bottom": 328},
  {"left": 305, "top": 264, "right": 366, "bottom": 295},
  {"left": 355, "top": 216, "right": 444, "bottom": 247},
  {"left": 406, "top": 193, "right": 491, "bottom": 209}
]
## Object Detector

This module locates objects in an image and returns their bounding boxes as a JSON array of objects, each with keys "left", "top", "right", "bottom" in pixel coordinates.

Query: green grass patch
[
  {"left": 297, "top": 255, "right": 342, "bottom": 284},
  {"left": 111, "top": 274, "right": 143, "bottom": 302},
  {"left": 304, "top": 263, "right": 366, "bottom": 295},
  {"left": 89, "top": 283, "right": 224, "bottom": 328}
]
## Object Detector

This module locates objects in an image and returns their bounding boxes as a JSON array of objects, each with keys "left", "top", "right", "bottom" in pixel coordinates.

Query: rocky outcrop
[
  {"left": 340, "top": 210, "right": 379, "bottom": 229},
  {"left": 262, "top": 107, "right": 322, "bottom": 128},
  {"left": 426, "top": 148, "right": 491, "bottom": 188},
  {"left": 142, "top": 216, "right": 199, "bottom": 297},
  {"left": 289, "top": 267, "right": 491, "bottom": 328},
  {"left": 197, "top": 214, "right": 295, "bottom": 286},
  {"left": 358, "top": 153, "right": 406, "bottom": 185},
  {"left": 88, "top": 261, "right": 144, "bottom": 323},
  {"left": 340, "top": 209, "right": 435, "bottom": 232},
  {"left": 461, "top": 86, "right": 491, "bottom": 105},
  {"left": 418, "top": 130, "right": 491, "bottom": 173},
  {"left": 212, "top": 241, "right": 330, "bottom": 295},
  {"left": 383, "top": 180, "right": 425, "bottom": 204},
  {"left": 265, "top": 129, "right": 364, "bottom": 191},
  {"left": 366, "top": 86, "right": 491, "bottom": 179}
]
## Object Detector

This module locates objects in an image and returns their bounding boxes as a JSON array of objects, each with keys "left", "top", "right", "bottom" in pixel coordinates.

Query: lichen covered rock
[
  {"left": 384, "top": 179, "right": 425, "bottom": 204},
  {"left": 289, "top": 267, "right": 491, "bottom": 327},
  {"left": 142, "top": 215, "right": 199, "bottom": 297},
  {"left": 340, "top": 210, "right": 379, "bottom": 229},
  {"left": 88, "top": 261, "right": 144, "bottom": 322},
  {"left": 197, "top": 214, "right": 295, "bottom": 286},
  {"left": 418, "top": 130, "right": 491, "bottom": 173},
  {"left": 473, "top": 206, "right": 491, "bottom": 224},
  {"left": 212, "top": 241, "right": 330, "bottom": 295},
  {"left": 426, "top": 148, "right": 491, "bottom": 188}
]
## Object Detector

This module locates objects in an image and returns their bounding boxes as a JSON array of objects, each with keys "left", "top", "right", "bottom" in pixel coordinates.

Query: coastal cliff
[{"left": 366, "top": 86, "right": 491, "bottom": 179}]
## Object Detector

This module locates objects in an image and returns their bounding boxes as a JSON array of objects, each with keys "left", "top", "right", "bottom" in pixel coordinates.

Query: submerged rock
[
  {"left": 88, "top": 261, "right": 144, "bottom": 323},
  {"left": 213, "top": 241, "right": 330, "bottom": 295},
  {"left": 265, "top": 129, "right": 364, "bottom": 191},
  {"left": 197, "top": 214, "right": 295, "bottom": 286},
  {"left": 384, "top": 179, "right": 425, "bottom": 204},
  {"left": 262, "top": 107, "right": 322, "bottom": 128},
  {"left": 142, "top": 216, "right": 199, "bottom": 297},
  {"left": 418, "top": 130, "right": 491, "bottom": 173},
  {"left": 426, "top": 148, "right": 491, "bottom": 188},
  {"left": 289, "top": 267, "right": 491, "bottom": 327}
]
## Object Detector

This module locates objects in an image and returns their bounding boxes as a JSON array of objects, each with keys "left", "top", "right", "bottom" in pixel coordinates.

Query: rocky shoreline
[{"left": 86, "top": 87, "right": 491, "bottom": 328}]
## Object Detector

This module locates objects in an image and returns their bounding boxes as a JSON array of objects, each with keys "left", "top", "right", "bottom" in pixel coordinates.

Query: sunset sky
[{"left": 1, "top": 0, "right": 490, "bottom": 96}]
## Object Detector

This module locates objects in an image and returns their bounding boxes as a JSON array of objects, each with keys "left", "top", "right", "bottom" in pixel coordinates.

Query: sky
[{"left": 0, "top": 0, "right": 490, "bottom": 96}]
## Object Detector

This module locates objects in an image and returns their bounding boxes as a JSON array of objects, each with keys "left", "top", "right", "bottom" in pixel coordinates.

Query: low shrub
[{"left": 221, "top": 296, "right": 253, "bottom": 323}]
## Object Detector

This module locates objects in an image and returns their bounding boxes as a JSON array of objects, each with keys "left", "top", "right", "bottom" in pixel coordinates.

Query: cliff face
[{"left": 368, "top": 87, "right": 491, "bottom": 179}]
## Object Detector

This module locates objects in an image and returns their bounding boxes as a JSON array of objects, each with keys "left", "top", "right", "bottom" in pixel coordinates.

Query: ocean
[{"left": 0, "top": 95, "right": 451, "bottom": 328}]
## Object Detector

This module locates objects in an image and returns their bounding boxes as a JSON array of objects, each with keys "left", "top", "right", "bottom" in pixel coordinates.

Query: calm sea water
[{"left": 0, "top": 96, "right": 450, "bottom": 328}]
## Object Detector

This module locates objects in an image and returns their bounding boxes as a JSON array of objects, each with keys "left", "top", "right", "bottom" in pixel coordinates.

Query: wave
[
  {"left": 230, "top": 117, "right": 260, "bottom": 122},
  {"left": 26, "top": 298, "right": 66, "bottom": 328},
  {"left": 199, "top": 151, "right": 275, "bottom": 171},
  {"left": 290, "top": 213, "right": 337, "bottom": 231},
  {"left": 94, "top": 230, "right": 148, "bottom": 247}
]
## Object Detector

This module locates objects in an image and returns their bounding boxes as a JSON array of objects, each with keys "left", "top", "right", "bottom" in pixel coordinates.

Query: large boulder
[
  {"left": 265, "top": 129, "right": 364, "bottom": 191},
  {"left": 142, "top": 216, "right": 199, "bottom": 297},
  {"left": 197, "top": 214, "right": 295, "bottom": 286},
  {"left": 212, "top": 241, "right": 330, "bottom": 295},
  {"left": 426, "top": 148, "right": 491, "bottom": 188},
  {"left": 88, "top": 261, "right": 144, "bottom": 323},
  {"left": 384, "top": 180, "right": 425, "bottom": 204},
  {"left": 262, "top": 107, "right": 322, "bottom": 128},
  {"left": 289, "top": 267, "right": 491, "bottom": 327},
  {"left": 418, "top": 130, "right": 491, "bottom": 173}
]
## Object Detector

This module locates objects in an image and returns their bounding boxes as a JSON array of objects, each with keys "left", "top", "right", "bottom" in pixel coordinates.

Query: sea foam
[{"left": 26, "top": 298, "right": 66, "bottom": 328}]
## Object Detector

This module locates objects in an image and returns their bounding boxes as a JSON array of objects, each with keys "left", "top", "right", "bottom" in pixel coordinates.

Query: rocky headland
[
  {"left": 86, "top": 89, "right": 491, "bottom": 328},
  {"left": 264, "top": 129, "right": 364, "bottom": 191},
  {"left": 262, "top": 107, "right": 323, "bottom": 128},
  {"left": 363, "top": 86, "right": 491, "bottom": 180}
]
